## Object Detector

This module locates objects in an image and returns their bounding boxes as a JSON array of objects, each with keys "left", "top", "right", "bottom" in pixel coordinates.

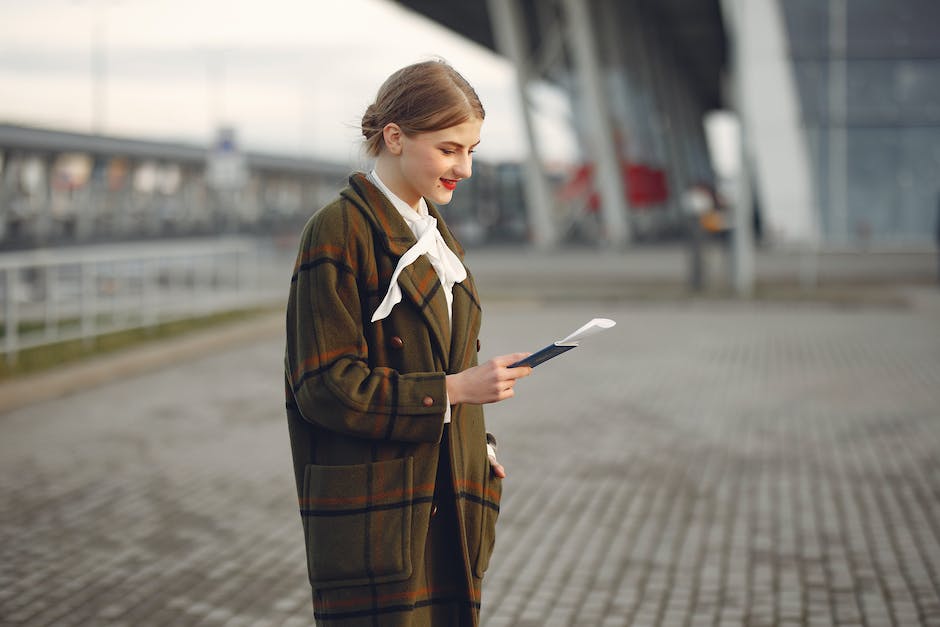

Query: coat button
[
  {"left": 430, "top": 503, "right": 439, "bottom": 518},
  {"left": 476, "top": 339, "right": 481, "bottom": 352},
  {"left": 390, "top": 335, "right": 404, "bottom": 349},
  {"left": 422, "top": 396, "right": 434, "bottom": 407}
]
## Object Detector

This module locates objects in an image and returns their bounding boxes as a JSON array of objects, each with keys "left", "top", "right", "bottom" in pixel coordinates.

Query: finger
[
  {"left": 490, "top": 387, "right": 512, "bottom": 402},
  {"left": 493, "top": 353, "right": 530, "bottom": 367},
  {"left": 496, "top": 366, "right": 530, "bottom": 383},
  {"left": 504, "top": 365, "right": 532, "bottom": 379},
  {"left": 489, "top": 457, "right": 506, "bottom": 478}
]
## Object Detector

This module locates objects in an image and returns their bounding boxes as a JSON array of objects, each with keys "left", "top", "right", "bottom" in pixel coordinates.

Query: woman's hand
[
  {"left": 446, "top": 353, "right": 532, "bottom": 406},
  {"left": 488, "top": 449, "right": 506, "bottom": 478}
]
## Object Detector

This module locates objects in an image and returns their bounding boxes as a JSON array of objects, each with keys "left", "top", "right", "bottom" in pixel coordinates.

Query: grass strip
[{"left": 0, "top": 306, "right": 277, "bottom": 380}]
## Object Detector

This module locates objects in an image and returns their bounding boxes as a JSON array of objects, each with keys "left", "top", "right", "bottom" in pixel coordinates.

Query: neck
[{"left": 374, "top": 157, "right": 420, "bottom": 211}]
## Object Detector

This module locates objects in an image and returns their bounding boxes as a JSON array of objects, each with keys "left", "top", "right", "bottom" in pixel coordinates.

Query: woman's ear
[{"left": 382, "top": 123, "right": 404, "bottom": 155}]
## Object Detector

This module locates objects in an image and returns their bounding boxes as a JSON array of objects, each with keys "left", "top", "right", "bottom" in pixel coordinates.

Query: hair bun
[
  {"left": 361, "top": 104, "right": 379, "bottom": 139},
  {"left": 360, "top": 60, "right": 484, "bottom": 158}
]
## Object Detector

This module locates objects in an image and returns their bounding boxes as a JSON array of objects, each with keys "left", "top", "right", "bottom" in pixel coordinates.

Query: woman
[{"left": 284, "top": 60, "right": 531, "bottom": 626}]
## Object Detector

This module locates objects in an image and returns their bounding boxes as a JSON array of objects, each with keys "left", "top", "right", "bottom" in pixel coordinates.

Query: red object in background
[
  {"left": 558, "top": 161, "right": 669, "bottom": 211},
  {"left": 624, "top": 162, "right": 669, "bottom": 206}
]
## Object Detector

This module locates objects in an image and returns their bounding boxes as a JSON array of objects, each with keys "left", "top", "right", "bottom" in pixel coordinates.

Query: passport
[{"left": 509, "top": 318, "right": 616, "bottom": 368}]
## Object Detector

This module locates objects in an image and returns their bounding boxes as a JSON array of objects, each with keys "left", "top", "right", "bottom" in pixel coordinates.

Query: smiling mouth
[{"left": 440, "top": 178, "right": 457, "bottom": 191}]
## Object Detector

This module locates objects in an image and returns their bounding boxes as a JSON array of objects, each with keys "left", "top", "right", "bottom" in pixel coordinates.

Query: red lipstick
[{"left": 440, "top": 178, "right": 457, "bottom": 191}]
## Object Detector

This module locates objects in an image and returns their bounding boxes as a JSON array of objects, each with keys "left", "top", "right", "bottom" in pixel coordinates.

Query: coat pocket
[
  {"left": 473, "top": 468, "right": 503, "bottom": 578},
  {"left": 301, "top": 457, "right": 417, "bottom": 589}
]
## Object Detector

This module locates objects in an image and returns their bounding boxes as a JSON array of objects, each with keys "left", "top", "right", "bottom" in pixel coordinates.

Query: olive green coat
[{"left": 285, "top": 173, "right": 500, "bottom": 626}]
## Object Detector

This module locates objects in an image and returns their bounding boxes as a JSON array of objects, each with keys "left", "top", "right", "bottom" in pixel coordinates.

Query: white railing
[{"left": 0, "top": 238, "right": 291, "bottom": 365}]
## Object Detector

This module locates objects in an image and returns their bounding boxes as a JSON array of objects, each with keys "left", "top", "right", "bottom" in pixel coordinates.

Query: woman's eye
[{"left": 441, "top": 149, "right": 455, "bottom": 155}]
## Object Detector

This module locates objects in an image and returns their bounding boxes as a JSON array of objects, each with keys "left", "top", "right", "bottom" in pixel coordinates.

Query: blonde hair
[{"left": 361, "top": 60, "right": 485, "bottom": 157}]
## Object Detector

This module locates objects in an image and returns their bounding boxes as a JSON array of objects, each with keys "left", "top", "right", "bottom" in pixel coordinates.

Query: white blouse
[
  {"left": 367, "top": 170, "right": 466, "bottom": 324},
  {"left": 367, "top": 170, "right": 467, "bottom": 424}
]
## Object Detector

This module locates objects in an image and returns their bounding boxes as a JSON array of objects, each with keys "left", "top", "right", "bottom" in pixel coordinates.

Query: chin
[{"left": 429, "top": 189, "right": 455, "bottom": 205}]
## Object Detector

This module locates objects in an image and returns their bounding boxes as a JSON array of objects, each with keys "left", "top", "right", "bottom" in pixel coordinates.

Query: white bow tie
[{"left": 371, "top": 200, "right": 467, "bottom": 323}]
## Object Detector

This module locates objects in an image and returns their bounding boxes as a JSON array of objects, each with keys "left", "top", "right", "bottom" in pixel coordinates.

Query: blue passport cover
[{"left": 509, "top": 343, "right": 577, "bottom": 368}]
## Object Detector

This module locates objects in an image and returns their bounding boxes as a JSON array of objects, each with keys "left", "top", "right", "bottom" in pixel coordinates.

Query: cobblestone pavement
[{"left": 1, "top": 298, "right": 939, "bottom": 626}]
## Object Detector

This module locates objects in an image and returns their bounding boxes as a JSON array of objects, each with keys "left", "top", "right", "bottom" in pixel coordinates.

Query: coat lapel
[
  {"left": 430, "top": 207, "right": 482, "bottom": 373},
  {"left": 343, "top": 173, "right": 453, "bottom": 367},
  {"left": 447, "top": 274, "right": 480, "bottom": 372},
  {"left": 397, "top": 255, "right": 452, "bottom": 364}
]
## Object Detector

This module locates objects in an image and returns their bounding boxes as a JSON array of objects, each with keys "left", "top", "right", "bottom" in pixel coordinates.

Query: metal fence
[{"left": 0, "top": 238, "right": 291, "bottom": 365}]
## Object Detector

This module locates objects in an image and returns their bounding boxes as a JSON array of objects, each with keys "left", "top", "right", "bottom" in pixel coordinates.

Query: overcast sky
[{"left": 0, "top": 0, "right": 578, "bottom": 165}]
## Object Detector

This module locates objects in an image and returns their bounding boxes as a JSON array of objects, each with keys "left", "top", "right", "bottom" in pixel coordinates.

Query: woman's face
[{"left": 383, "top": 118, "right": 482, "bottom": 209}]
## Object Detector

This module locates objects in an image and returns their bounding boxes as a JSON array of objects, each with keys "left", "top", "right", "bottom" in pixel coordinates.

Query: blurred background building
[
  {"left": 3, "top": 5, "right": 940, "bottom": 625},
  {"left": 779, "top": 0, "right": 940, "bottom": 247},
  {"left": 0, "top": 124, "right": 350, "bottom": 250},
  {"left": 1, "top": 0, "right": 938, "bottom": 364},
  {"left": 396, "top": 0, "right": 940, "bottom": 251},
  {"left": 2, "top": 0, "right": 938, "bottom": 253}
]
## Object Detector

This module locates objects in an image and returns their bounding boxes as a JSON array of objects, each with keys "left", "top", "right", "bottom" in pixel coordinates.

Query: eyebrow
[{"left": 438, "top": 140, "right": 481, "bottom": 149}]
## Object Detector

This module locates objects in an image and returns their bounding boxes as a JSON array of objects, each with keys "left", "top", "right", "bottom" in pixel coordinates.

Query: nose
[{"left": 453, "top": 153, "right": 472, "bottom": 179}]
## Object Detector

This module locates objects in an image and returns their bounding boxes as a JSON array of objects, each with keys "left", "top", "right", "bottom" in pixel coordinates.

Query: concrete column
[
  {"left": 827, "top": 0, "right": 848, "bottom": 243},
  {"left": 487, "top": 0, "right": 558, "bottom": 250},
  {"left": 721, "top": 0, "right": 756, "bottom": 297},
  {"left": 720, "top": 0, "right": 819, "bottom": 246},
  {"left": 561, "top": 0, "right": 631, "bottom": 247},
  {"left": 731, "top": 120, "right": 756, "bottom": 297}
]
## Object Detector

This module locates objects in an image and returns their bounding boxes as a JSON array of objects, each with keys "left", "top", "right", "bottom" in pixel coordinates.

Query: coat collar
[
  {"left": 342, "top": 173, "right": 476, "bottom": 369},
  {"left": 342, "top": 172, "right": 466, "bottom": 261}
]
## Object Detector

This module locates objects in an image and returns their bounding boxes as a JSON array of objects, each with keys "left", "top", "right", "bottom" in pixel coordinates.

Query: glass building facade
[{"left": 780, "top": 0, "right": 940, "bottom": 245}]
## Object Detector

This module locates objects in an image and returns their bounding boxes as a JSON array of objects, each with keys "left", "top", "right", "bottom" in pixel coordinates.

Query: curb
[{"left": 0, "top": 312, "right": 284, "bottom": 415}]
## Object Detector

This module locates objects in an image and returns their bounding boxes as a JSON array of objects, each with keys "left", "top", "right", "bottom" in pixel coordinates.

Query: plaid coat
[{"left": 285, "top": 173, "right": 500, "bottom": 626}]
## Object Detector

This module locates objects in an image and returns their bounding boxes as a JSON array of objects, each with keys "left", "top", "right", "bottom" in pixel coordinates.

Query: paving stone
[{"left": 2, "top": 302, "right": 940, "bottom": 626}]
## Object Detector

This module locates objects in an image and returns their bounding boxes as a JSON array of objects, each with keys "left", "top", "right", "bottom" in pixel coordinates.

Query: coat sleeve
[{"left": 285, "top": 204, "right": 447, "bottom": 444}]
